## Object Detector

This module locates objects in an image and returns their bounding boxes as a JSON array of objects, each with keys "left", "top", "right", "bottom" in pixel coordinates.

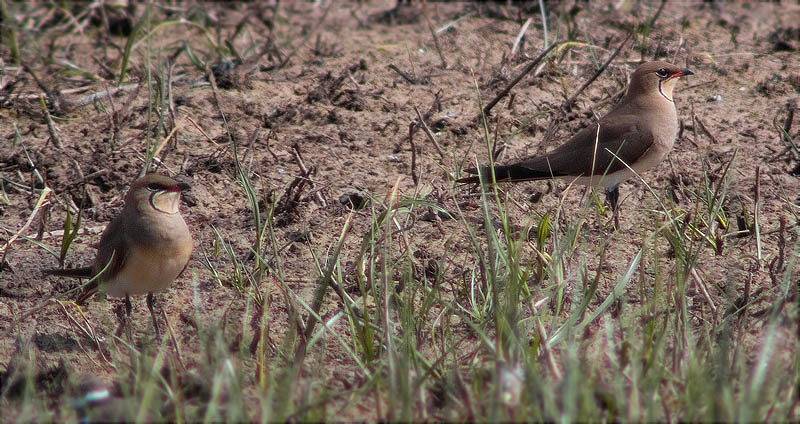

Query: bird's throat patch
[
  {"left": 150, "top": 191, "right": 180, "bottom": 214},
  {"left": 658, "top": 78, "right": 675, "bottom": 102}
]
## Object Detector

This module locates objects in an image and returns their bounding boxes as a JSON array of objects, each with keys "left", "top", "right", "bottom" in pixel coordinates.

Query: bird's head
[
  {"left": 627, "top": 61, "right": 693, "bottom": 104},
  {"left": 126, "top": 174, "right": 191, "bottom": 215}
]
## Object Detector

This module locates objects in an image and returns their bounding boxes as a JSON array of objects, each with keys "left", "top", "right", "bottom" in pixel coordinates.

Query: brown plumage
[
  {"left": 458, "top": 61, "right": 693, "bottom": 214},
  {"left": 45, "top": 174, "right": 193, "bottom": 336}
]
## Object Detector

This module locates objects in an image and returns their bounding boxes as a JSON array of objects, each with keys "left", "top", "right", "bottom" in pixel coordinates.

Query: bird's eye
[
  {"left": 655, "top": 68, "right": 669, "bottom": 78},
  {"left": 146, "top": 183, "right": 162, "bottom": 191}
]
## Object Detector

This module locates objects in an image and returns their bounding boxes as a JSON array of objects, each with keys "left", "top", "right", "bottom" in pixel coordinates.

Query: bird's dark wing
[
  {"left": 43, "top": 267, "right": 93, "bottom": 278},
  {"left": 458, "top": 114, "right": 654, "bottom": 183},
  {"left": 43, "top": 213, "right": 130, "bottom": 303},
  {"left": 92, "top": 213, "right": 129, "bottom": 284}
]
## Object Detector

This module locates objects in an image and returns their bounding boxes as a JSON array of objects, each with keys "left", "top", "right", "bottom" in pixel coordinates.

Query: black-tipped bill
[{"left": 170, "top": 182, "right": 191, "bottom": 192}]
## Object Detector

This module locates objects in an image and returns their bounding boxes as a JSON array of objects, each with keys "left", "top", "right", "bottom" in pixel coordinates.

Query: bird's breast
[
  {"left": 103, "top": 216, "right": 192, "bottom": 297},
  {"left": 628, "top": 111, "right": 678, "bottom": 178},
  {"left": 102, "top": 241, "right": 192, "bottom": 297}
]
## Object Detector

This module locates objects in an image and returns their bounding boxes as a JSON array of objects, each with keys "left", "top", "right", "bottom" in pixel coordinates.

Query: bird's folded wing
[
  {"left": 44, "top": 217, "right": 129, "bottom": 303},
  {"left": 507, "top": 114, "right": 655, "bottom": 179},
  {"left": 92, "top": 216, "right": 129, "bottom": 282},
  {"left": 457, "top": 114, "right": 655, "bottom": 184},
  {"left": 43, "top": 266, "right": 93, "bottom": 278}
]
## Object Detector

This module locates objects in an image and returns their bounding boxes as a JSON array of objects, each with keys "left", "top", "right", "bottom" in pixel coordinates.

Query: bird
[
  {"left": 45, "top": 174, "right": 193, "bottom": 337},
  {"left": 458, "top": 61, "right": 693, "bottom": 225}
]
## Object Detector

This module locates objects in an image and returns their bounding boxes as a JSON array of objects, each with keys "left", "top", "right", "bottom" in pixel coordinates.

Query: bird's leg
[
  {"left": 146, "top": 293, "right": 161, "bottom": 339},
  {"left": 606, "top": 185, "right": 620, "bottom": 229},
  {"left": 112, "top": 303, "right": 127, "bottom": 338},
  {"left": 124, "top": 295, "right": 133, "bottom": 343},
  {"left": 606, "top": 185, "right": 619, "bottom": 211}
]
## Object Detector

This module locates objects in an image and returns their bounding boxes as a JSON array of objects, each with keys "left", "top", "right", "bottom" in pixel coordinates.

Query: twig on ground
[
  {"left": 10, "top": 85, "right": 102, "bottom": 103},
  {"left": 261, "top": 35, "right": 285, "bottom": 70},
  {"left": 408, "top": 121, "right": 419, "bottom": 186},
  {"left": 350, "top": 6, "right": 368, "bottom": 29},
  {"left": 647, "top": 0, "right": 668, "bottom": 28},
  {"left": 1, "top": 187, "right": 52, "bottom": 263},
  {"left": 281, "top": 145, "right": 314, "bottom": 210},
  {"left": 738, "top": 272, "right": 752, "bottom": 320},
  {"left": 65, "top": 169, "right": 109, "bottom": 189},
  {"left": 436, "top": 11, "right": 474, "bottom": 33},
  {"left": 696, "top": 115, "right": 720, "bottom": 145},
  {"left": 422, "top": 4, "right": 447, "bottom": 69},
  {"left": 23, "top": 62, "right": 63, "bottom": 114},
  {"left": 783, "top": 99, "right": 795, "bottom": 135},
  {"left": 278, "top": 0, "right": 333, "bottom": 69},
  {"left": 538, "top": 0, "right": 549, "bottom": 49},
  {"left": 292, "top": 145, "right": 310, "bottom": 180},
  {"left": 690, "top": 268, "right": 717, "bottom": 313},
  {"left": 186, "top": 116, "right": 218, "bottom": 146},
  {"left": 205, "top": 63, "right": 231, "bottom": 145},
  {"left": 562, "top": 32, "right": 632, "bottom": 112},
  {"left": 671, "top": 35, "right": 685, "bottom": 64},
  {"left": 0, "top": 176, "right": 37, "bottom": 193},
  {"left": 292, "top": 144, "right": 326, "bottom": 207},
  {"left": 166, "top": 62, "right": 178, "bottom": 135},
  {"left": 483, "top": 42, "right": 560, "bottom": 117},
  {"left": 39, "top": 95, "right": 64, "bottom": 149},
  {"left": 410, "top": 91, "right": 442, "bottom": 138},
  {"left": 105, "top": 82, "right": 121, "bottom": 147},
  {"left": 263, "top": 129, "right": 281, "bottom": 162},
  {"left": 511, "top": 17, "right": 533, "bottom": 57},
  {"left": 387, "top": 64, "right": 426, "bottom": 85},
  {"left": 753, "top": 166, "right": 763, "bottom": 269},
  {"left": 56, "top": 301, "right": 112, "bottom": 366},
  {"left": 19, "top": 140, "right": 45, "bottom": 186},
  {"left": 308, "top": 60, "right": 367, "bottom": 103},
  {"left": 413, "top": 105, "right": 446, "bottom": 159},
  {"left": 109, "top": 81, "right": 142, "bottom": 148},
  {"left": 151, "top": 118, "right": 183, "bottom": 162},
  {"left": 163, "top": 309, "right": 186, "bottom": 370}
]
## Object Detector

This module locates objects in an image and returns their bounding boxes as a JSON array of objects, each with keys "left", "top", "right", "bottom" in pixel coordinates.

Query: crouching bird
[
  {"left": 458, "top": 61, "right": 693, "bottom": 227},
  {"left": 45, "top": 174, "right": 193, "bottom": 338}
]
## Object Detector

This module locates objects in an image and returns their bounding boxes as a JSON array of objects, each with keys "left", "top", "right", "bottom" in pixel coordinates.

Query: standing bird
[
  {"left": 458, "top": 61, "right": 693, "bottom": 225},
  {"left": 46, "top": 174, "right": 193, "bottom": 337}
]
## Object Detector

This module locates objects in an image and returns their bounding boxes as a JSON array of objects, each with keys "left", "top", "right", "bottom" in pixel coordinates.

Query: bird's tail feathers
[
  {"left": 456, "top": 164, "right": 558, "bottom": 184},
  {"left": 43, "top": 267, "right": 99, "bottom": 303},
  {"left": 43, "top": 266, "right": 94, "bottom": 278}
]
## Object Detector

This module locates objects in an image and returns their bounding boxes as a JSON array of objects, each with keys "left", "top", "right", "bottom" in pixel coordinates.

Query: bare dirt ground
[{"left": 1, "top": 1, "right": 798, "bottom": 421}]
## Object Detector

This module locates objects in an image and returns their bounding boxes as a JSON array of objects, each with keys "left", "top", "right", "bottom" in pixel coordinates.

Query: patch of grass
[
  {"left": 57, "top": 199, "right": 83, "bottom": 267},
  {"left": 0, "top": 0, "right": 20, "bottom": 65}
]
